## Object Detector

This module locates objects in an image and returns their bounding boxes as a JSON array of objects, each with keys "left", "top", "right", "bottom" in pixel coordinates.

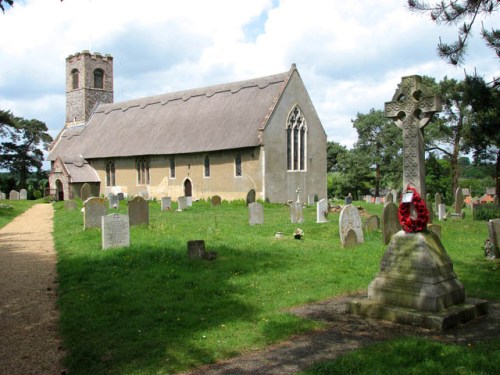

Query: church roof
[{"left": 49, "top": 66, "right": 296, "bottom": 160}]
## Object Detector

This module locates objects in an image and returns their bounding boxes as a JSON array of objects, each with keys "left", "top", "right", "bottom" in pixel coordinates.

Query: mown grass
[
  {"left": 0, "top": 199, "right": 42, "bottom": 229},
  {"left": 53, "top": 199, "right": 499, "bottom": 374}
]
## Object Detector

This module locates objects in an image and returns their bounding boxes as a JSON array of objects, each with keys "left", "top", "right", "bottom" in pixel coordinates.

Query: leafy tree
[
  {"left": 352, "top": 109, "right": 403, "bottom": 196},
  {"left": 0, "top": 112, "right": 53, "bottom": 189},
  {"left": 326, "top": 141, "right": 348, "bottom": 173},
  {"left": 0, "top": 0, "right": 13, "bottom": 13},
  {"left": 408, "top": 0, "right": 499, "bottom": 65},
  {"left": 426, "top": 153, "right": 452, "bottom": 203}
]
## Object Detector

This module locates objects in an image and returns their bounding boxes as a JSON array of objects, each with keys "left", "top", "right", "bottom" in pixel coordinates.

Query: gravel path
[{"left": 0, "top": 204, "right": 65, "bottom": 375}]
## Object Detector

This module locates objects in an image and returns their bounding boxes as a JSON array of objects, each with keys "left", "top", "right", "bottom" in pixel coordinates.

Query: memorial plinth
[{"left": 350, "top": 230, "right": 488, "bottom": 330}]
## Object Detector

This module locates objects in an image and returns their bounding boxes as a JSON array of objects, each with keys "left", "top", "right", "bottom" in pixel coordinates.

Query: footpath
[{"left": 0, "top": 204, "right": 64, "bottom": 375}]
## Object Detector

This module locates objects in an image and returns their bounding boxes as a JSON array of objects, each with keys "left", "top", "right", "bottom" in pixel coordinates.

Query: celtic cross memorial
[{"left": 384, "top": 75, "right": 441, "bottom": 198}]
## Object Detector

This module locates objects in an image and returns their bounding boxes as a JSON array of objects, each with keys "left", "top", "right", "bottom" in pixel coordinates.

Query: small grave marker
[
  {"left": 9, "top": 190, "right": 19, "bottom": 200},
  {"left": 339, "top": 204, "right": 364, "bottom": 247},
  {"left": 128, "top": 196, "right": 149, "bottom": 226},
  {"left": 84, "top": 197, "right": 107, "bottom": 229},
  {"left": 19, "top": 189, "right": 27, "bottom": 200},
  {"left": 316, "top": 199, "right": 328, "bottom": 223},
  {"left": 161, "top": 197, "right": 172, "bottom": 211},
  {"left": 248, "top": 202, "right": 264, "bottom": 225},
  {"left": 211, "top": 195, "right": 222, "bottom": 207},
  {"left": 102, "top": 213, "right": 130, "bottom": 250}
]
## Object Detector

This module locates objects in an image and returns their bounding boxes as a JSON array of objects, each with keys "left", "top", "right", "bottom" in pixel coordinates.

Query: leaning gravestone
[
  {"left": 382, "top": 202, "right": 401, "bottom": 245},
  {"left": 246, "top": 189, "right": 256, "bottom": 206},
  {"left": 248, "top": 202, "right": 264, "bottom": 225},
  {"left": 211, "top": 195, "right": 222, "bottom": 207},
  {"left": 64, "top": 200, "right": 77, "bottom": 210},
  {"left": 19, "top": 189, "right": 27, "bottom": 200},
  {"left": 350, "top": 75, "right": 487, "bottom": 330},
  {"left": 290, "top": 202, "right": 304, "bottom": 223},
  {"left": 9, "top": 190, "right": 19, "bottom": 200},
  {"left": 487, "top": 219, "right": 500, "bottom": 259},
  {"left": 161, "top": 197, "right": 171, "bottom": 211},
  {"left": 128, "top": 196, "right": 149, "bottom": 226},
  {"left": 80, "top": 183, "right": 91, "bottom": 201},
  {"left": 83, "top": 197, "right": 107, "bottom": 229},
  {"left": 339, "top": 204, "right": 364, "bottom": 247},
  {"left": 102, "top": 213, "right": 130, "bottom": 250},
  {"left": 177, "top": 196, "right": 187, "bottom": 211},
  {"left": 316, "top": 199, "right": 328, "bottom": 223},
  {"left": 453, "top": 187, "right": 464, "bottom": 215}
]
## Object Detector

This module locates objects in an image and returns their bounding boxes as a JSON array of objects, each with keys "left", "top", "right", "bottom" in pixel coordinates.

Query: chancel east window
[
  {"left": 106, "top": 161, "right": 115, "bottom": 186},
  {"left": 136, "top": 159, "right": 150, "bottom": 185},
  {"left": 235, "top": 154, "right": 242, "bottom": 177},
  {"left": 94, "top": 69, "right": 104, "bottom": 89},
  {"left": 71, "top": 69, "right": 79, "bottom": 90},
  {"left": 286, "top": 106, "right": 307, "bottom": 171},
  {"left": 204, "top": 155, "right": 210, "bottom": 177}
]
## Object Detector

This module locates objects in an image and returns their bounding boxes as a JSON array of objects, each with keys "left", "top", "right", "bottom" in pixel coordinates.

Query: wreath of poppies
[{"left": 398, "top": 185, "right": 429, "bottom": 233}]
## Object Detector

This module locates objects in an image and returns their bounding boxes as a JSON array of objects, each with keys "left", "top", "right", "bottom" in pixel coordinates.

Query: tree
[
  {"left": 352, "top": 109, "right": 403, "bottom": 196},
  {"left": 408, "top": 0, "right": 499, "bottom": 65},
  {"left": 0, "top": 0, "right": 13, "bottom": 13},
  {"left": 326, "top": 141, "right": 348, "bottom": 173},
  {"left": 0, "top": 112, "right": 53, "bottom": 189}
]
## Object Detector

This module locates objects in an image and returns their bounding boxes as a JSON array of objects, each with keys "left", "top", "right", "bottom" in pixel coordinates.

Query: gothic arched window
[
  {"left": 106, "top": 161, "right": 115, "bottom": 186},
  {"left": 136, "top": 159, "right": 150, "bottom": 185},
  {"left": 286, "top": 106, "right": 307, "bottom": 171},
  {"left": 235, "top": 154, "right": 242, "bottom": 177},
  {"left": 169, "top": 157, "right": 175, "bottom": 178},
  {"left": 94, "top": 69, "right": 104, "bottom": 89},
  {"left": 71, "top": 69, "right": 79, "bottom": 90}
]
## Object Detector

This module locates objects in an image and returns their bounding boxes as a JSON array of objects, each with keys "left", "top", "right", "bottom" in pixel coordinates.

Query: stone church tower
[{"left": 65, "top": 50, "right": 114, "bottom": 127}]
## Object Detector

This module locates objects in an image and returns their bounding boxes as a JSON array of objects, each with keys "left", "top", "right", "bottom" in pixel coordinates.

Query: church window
[
  {"left": 204, "top": 155, "right": 210, "bottom": 177},
  {"left": 136, "top": 159, "right": 150, "bottom": 185},
  {"left": 106, "top": 161, "right": 115, "bottom": 186},
  {"left": 71, "top": 69, "right": 79, "bottom": 90},
  {"left": 169, "top": 158, "right": 175, "bottom": 178},
  {"left": 286, "top": 106, "right": 307, "bottom": 171},
  {"left": 235, "top": 154, "right": 242, "bottom": 177},
  {"left": 94, "top": 69, "right": 104, "bottom": 89}
]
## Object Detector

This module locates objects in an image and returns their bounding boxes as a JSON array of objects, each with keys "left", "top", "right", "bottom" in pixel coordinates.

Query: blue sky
[{"left": 0, "top": 0, "right": 498, "bottom": 152}]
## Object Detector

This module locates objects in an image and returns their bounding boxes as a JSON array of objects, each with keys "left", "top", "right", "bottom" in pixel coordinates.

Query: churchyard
[{"left": 51, "top": 197, "right": 499, "bottom": 374}]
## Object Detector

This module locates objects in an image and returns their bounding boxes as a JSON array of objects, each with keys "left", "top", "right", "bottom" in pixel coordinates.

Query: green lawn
[
  {"left": 52, "top": 199, "right": 499, "bottom": 374},
  {"left": 0, "top": 199, "right": 42, "bottom": 229}
]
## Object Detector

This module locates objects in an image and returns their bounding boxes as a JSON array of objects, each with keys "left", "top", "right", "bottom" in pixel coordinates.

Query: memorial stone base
[{"left": 349, "top": 230, "right": 488, "bottom": 330}]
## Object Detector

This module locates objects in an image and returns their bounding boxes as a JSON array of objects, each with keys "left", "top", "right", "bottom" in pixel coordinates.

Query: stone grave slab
[
  {"left": 161, "top": 197, "right": 172, "bottom": 211},
  {"left": 454, "top": 187, "right": 464, "bottom": 215},
  {"left": 316, "top": 199, "right": 328, "bottom": 223},
  {"left": 81, "top": 183, "right": 91, "bottom": 201},
  {"left": 0, "top": 192, "right": 6, "bottom": 200},
  {"left": 290, "top": 202, "right": 304, "bottom": 223},
  {"left": 438, "top": 203, "right": 446, "bottom": 221},
  {"left": 9, "top": 190, "right": 19, "bottom": 200},
  {"left": 211, "top": 195, "right": 222, "bottom": 207},
  {"left": 128, "top": 196, "right": 149, "bottom": 226},
  {"left": 339, "top": 204, "right": 363, "bottom": 247},
  {"left": 488, "top": 219, "right": 500, "bottom": 258},
  {"left": 102, "top": 214, "right": 130, "bottom": 250},
  {"left": 364, "top": 215, "right": 380, "bottom": 232},
  {"left": 108, "top": 194, "right": 119, "bottom": 209},
  {"left": 19, "top": 189, "right": 27, "bottom": 200},
  {"left": 382, "top": 202, "right": 401, "bottom": 245},
  {"left": 84, "top": 197, "right": 107, "bottom": 229},
  {"left": 186, "top": 196, "right": 192, "bottom": 207},
  {"left": 246, "top": 189, "right": 256, "bottom": 206},
  {"left": 248, "top": 202, "right": 264, "bottom": 225},
  {"left": 177, "top": 196, "right": 187, "bottom": 211}
]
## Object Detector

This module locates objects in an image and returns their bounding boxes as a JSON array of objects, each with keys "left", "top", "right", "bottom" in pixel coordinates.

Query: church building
[{"left": 48, "top": 50, "right": 327, "bottom": 203}]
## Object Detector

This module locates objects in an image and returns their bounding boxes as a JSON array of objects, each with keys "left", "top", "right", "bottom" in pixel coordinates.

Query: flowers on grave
[
  {"left": 294, "top": 228, "right": 304, "bottom": 240},
  {"left": 398, "top": 185, "right": 429, "bottom": 233}
]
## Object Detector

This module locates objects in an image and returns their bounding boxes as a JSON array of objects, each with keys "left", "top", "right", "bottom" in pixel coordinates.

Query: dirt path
[{"left": 0, "top": 204, "right": 65, "bottom": 375}]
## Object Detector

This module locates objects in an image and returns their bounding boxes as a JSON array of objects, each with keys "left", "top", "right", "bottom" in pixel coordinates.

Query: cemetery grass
[
  {"left": 53, "top": 200, "right": 499, "bottom": 374},
  {"left": 0, "top": 199, "right": 41, "bottom": 228}
]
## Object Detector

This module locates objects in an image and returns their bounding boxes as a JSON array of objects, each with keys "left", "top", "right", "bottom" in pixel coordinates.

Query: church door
[
  {"left": 55, "top": 179, "right": 64, "bottom": 201},
  {"left": 184, "top": 179, "right": 192, "bottom": 197}
]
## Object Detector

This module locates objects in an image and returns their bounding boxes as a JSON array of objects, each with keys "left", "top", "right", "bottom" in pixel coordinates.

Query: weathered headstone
[
  {"left": 487, "top": 219, "right": 500, "bottom": 258},
  {"left": 385, "top": 192, "right": 393, "bottom": 204},
  {"left": 117, "top": 192, "right": 125, "bottom": 201},
  {"left": 494, "top": 195, "right": 499, "bottom": 205},
  {"left": 290, "top": 202, "right": 304, "bottom": 223},
  {"left": 9, "top": 190, "right": 19, "bottom": 200},
  {"left": 365, "top": 195, "right": 372, "bottom": 204},
  {"left": 81, "top": 183, "right": 91, "bottom": 201},
  {"left": 177, "top": 196, "right": 187, "bottom": 211},
  {"left": 382, "top": 202, "right": 401, "bottom": 245},
  {"left": 434, "top": 193, "right": 442, "bottom": 214},
  {"left": 102, "top": 214, "right": 130, "bottom": 250},
  {"left": 64, "top": 200, "right": 77, "bottom": 210},
  {"left": 186, "top": 196, "right": 193, "bottom": 207},
  {"left": 374, "top": 197, "right": 381, "bottom": 204},
  {"left": 427, "top": 223, "right": 442, "bottom": 239},
  {"left": 108, "top": 194, "right": 119, "bottom": 209},
  {"left": 307, "top": 194, "right": 316, "bottom": 206},
  {"left": 316, "top": 199, "right": 328, "bottom": 223},
  {"left": 339, "top": 204, "right": 364, "bottom": 247},
  {"left": 343, "top": 229, "right": 359, "bottom": 248},
  {"left": 248, "top": 202, "right": 264, "bottom": 225},
  {"left": 0, "top": 192, "right": 6, "bottom": 200},
  {"left": 83, "top": 197, "right": 107, "bottom": 229},
  {"left": 454, "top": 187, "right": 464, "bottom": 214},
  {"left": 246, "top": 189, "right": 256, "bottom": 206},
  {"left": 19, "top": 189, "right": 27, "bottom": 200},
  {"left": 187, "top": 240, "right": 217, "bottom": 260},
  {"left": 128, "top": 196, "right": 149, "bottom": 226},
  {"left": 438, "top": 203, "right": 447, "bottom": 221},
  {"left": 345, "top": 193, "right": 353, "bottom": 205},
  {"left": 211, "top": 195, "right": 222, "bottom": 207},
  {"left": 364, "top": 215, "right": 380, "bottom": 232},
  {"left": 391, "top": 189, "right": 398, "bottom": 204},
  {"left": 161, "top": 197, "right": 171, "bottom": 211}
]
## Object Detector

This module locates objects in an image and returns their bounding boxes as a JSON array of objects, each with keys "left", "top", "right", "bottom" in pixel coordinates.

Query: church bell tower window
[
  {"left": 71, "top": 69, "right": 79, "bottom": 90},
  {"left": 94, "top": 69, "right": 104, "bottom": 89}
]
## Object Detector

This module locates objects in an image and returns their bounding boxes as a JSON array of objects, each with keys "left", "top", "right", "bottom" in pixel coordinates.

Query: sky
[{"left": 0, "top": 0, "right": 498, "bottom": 154}]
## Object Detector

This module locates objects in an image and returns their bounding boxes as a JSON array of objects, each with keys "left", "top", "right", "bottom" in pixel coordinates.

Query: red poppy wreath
[{"left": 398, "top": 185, "right": 429, "bottom": 233}]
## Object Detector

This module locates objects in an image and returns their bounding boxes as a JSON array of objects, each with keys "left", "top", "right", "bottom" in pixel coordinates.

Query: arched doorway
[
  {"left": 183, "top": 179, "right": 192, "bottom": 197},
  {"left": 55, "top": 179, "right": 64, "bottom": 201}
]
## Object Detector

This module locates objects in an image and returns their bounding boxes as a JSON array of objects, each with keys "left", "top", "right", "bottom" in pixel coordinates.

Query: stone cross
[
  {"left": 384, "top": 75, "right": 441, "bottom": 198},
  {"left": 296, "top": 187, "right": 301, "bottom": 204}
]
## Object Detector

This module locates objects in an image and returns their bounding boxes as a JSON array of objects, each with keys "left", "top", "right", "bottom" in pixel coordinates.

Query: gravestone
[
  {"left": 454, "top": 187, "right": 464, "bottom": 214},
  {"left": 117, "top": 192, "right": 125, "bottom": 201},
  {"left": 343, "top": 229, "right": 359, "bottom": 248},
  {"left": 64, "top": 200, "right": 77, "bottom": 210},
  {"left": 339, "top": 204, "right": 364, "bottom": 247},
  {"left": 9, "top": 190, "right": 19, "bottom": 200},
  {"left": 19, "top": 189, "right": 27, "bottom": 200},
  {"left": 139, "top": 190, "right": 150, "bottom": 200},
  {"left": 290, "top": 202, "right": 304, "bottom": 223},
  {"left": 81, "top": 183, "right": 91, "bottom": 201},
  {"left": 438, "top": 203, "right": 447, "bottom": 221},
  {"left": 161, "top": 197, "right": 171, "bottom": 211},
  {"left": 246, "top": 189, "right": 256, "bottom": 206},
  {"left": 307, "top": 194, "right": 316, "bottom": 206},
  {"left": 385, "top": 192, "right": 393, "bottom": 204},
  {"left": 186, "top": 196, "right": 193, "bottom": 207},
  {"left": 374, "top": 197, "right": 381, "bottom": 204},
  {"left": 316, "top": 199, "right": 328, "bottom": 223},
  {"left": 128, "top": 196, "right": 149, "bottom": 226},
  {"left": 487, "top": 219, "right": 500, "bottom": 258},
  {"left": 382, "top": 202, "right": 401, "bottom": 245},
  {"left": 365, "top": 195, "right": 372, "bottom": 204},
  {"left": 211, "top": 195, "right": 222, "bottom": 207},
  {"left": 391, "top": 189, "right": 398, "bottom": 204},
  {"left": 350, "top": 75, "right": 486, "bottom": 330},
  {"left": 108, "top": 194, "right": 119, "bottom": 209},
  {"left": 364, "top": 215, "right": 380, "bottom": 232},
  {"left": 0, "top": 192, "right": 6, "bottom": 200},
  {"left": 83, "top": 197, "right": 107, "bottom": 229},
  {"left": 435, "top": 193, "right": 442, "bottom": 214},
  {"left": 494, "top": 195, "right": 499, "bottom": 205},
  {"left": 177, "top": 196, "right": 187, "bottom": 211},
  {"left": 187, "top": 240, "right": 217, "bottom": 260},
  {"left": 102, "top": 214, "right": 130, "bottom": 250},
  {"left": 427, "top": 203, "right": 434, "bottom": 223},
  {"left": 248, "top": 202, "right": 264, "bottom": 225},
  {"left": 345, "top": 193, "right": 353, "bottom": 205},
  {"left": 427, "top": 223, "right": 441, "bottom": 239}
]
